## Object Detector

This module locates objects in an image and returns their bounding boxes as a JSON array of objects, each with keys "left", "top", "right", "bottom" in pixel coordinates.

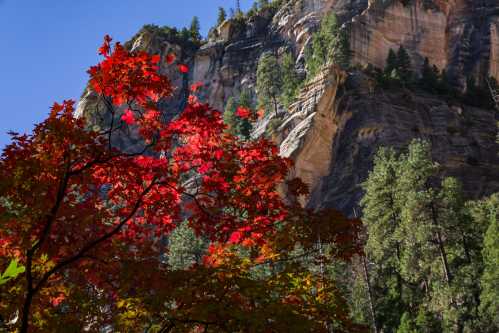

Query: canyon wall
[{"left": 77, "top": 0, "right": 499, "bottom": 213}]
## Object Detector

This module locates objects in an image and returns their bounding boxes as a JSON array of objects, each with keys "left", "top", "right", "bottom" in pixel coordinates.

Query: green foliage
[
  {"left": 167, "top": 221, "right": 207, "bottom": 270},
  {"left": 189, "top": 16, "right": 201, "bottom": 43},
  {"left": 256, "top": 52, "right": 282, "bottom": 116},
  {"left": 217, "top": 7, "right": 227, "bottom": 26},
  {"left": 223, "top": 96, "right": 238, "bottom": 136},
  {"left": 396, "top": 46, "right": 412, "bottom": 83},
  {"left": 304, "top": 13, "right": 350, "bottom": 78},
  {"left": 129, "top": 24, "right": 200, "bottom": 51},
  {"left": 280, "top": 51, "right": 300, "bottom": 108},
  {"left": 379, "top": 46, "right": 413, "bottom": 87},
  {"left": 237, "top": 88, "right": 254, "bottom": 139},
  {"left": 419, "top": 57, "right": 440, "bottom": 93},
  {"left": 223, "top": 91, "right": 253, "bottom": 140},
  {"left": 479, "top": 194, "right": 499, "bottom": 327},
  {"left": 0, "top": 259, "right": 25, "bottom": 285},
  {"left": 397, "top": 312, "right": 416, "bottom": 333},
  {"left": 385, "top": 49, "right": 398, "bottom": 76},
  {"left": 359, "top": 139, "right": 488, "bottom": 332},
  {"left": 374, "top": 52, "right": 497, "bottom": 109}
]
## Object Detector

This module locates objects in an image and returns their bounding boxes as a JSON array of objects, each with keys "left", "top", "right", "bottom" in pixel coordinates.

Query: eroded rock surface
[
  {"left": 349, "top": 0, "right": 499, "bottom": 85},
  {"left": 279, "top": 69, "right": 499, "bottom": 213},
  {"left": 76, "top": 0, "right": 499, "bottom": 214}
]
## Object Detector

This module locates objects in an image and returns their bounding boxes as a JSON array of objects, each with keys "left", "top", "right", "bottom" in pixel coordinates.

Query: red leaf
[
  {"left": 166, "top": 53, "right": 176, "bottom": 64},
  {"left": 121, "top": 109, "right": 135, "bottom": 125},
  {"left": 228, "top": 231, "right": 242, "bottom": 244},
  {"left": 50, "top": 294, "right": 65, "bottom": 307},
  {"left": 177, "top": 63, "right": 189, "bottom": 74},
  {"left": 214, "top": 149, "right": 224, "bottom": 160},
  {"left": 235, "top": 106, "right": 251, "bottom": 119},
  {"left": 190, "top": 82, "right": 203, "bottom": 92},
  {"left": 198, "top": 162, "right": 212, "bottom": 174},
  {"left": 151, "top": 55, "right": 161, "bottom": 64}
]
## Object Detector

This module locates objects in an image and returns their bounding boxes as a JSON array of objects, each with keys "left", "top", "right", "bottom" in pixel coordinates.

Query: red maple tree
[{"left": 0, "top": 36, "right": 363, "bottom": 332}]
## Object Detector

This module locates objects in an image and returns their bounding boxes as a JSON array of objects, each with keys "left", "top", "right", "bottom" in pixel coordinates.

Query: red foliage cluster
[{"left": 0, "top": 36, "right": 362, "bottom": 332}]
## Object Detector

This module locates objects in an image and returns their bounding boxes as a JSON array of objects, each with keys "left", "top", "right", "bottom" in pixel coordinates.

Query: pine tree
[
  {"left": 334, "top": 27, "right": 351, "bottom": 69},
  {"left": 385, "top": 49, "right": 398, "bottom": 76},
  {"left": 189, "top": 16, "right": 201, "bottom": 42},
  {"left": 237, "top": 88, "right": 253, "bottom": 139},
  {"left": 420, "top": 57, "right": 439, "bottom": 93},
  {"left": 361, "top": 139, "right": 485, "bottom": 331},
  {"left": 397, "top": 312, "right": 416, "bottom": 333},
  {"left": 256, "top": 52, "right": 282, "bottom": 116},
  {"left": 479, "top": 194, "right": 499, "bottom": 328},
  {"left": 305, "top": 13, "right": 350, "bottom": 77},
  {"left": 217, "top": 7, "right": 227, "bottom": 26},
  {"left": 235, "top": 0, "right": 242, "bottom": 16},
  {"left": 396, "top": 46, "right": 412, "bottom": 84},
  {"left": 361, "top": 147, "right": 406, "bottom": 330},
  {"left": 223, "top": 96, "right": 238, "bottom": 135},
  {"left": 180, "top": 27, "right": 191, "bottom": 42},
  {"left": 167, "top": 221, "right": 207, "bottom": 270},
  {"left": 280, "top": 51, "right": 300, "bottom": 108}
]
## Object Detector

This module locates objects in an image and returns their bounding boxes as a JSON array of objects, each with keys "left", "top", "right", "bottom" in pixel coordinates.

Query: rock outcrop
[
  {"left": 77, "top": 0, "right": 499, "bottom": 214},
  {"left": 278, "top": 68, "right": 499, "bottom": 213},
  {"left": 349, "top": 0, "right": 499, "bottom": 85}
]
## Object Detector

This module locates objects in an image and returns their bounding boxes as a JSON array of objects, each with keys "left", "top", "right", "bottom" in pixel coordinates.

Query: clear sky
[{"left": 0, "top": 0, "right": 254, "bottom": 147}]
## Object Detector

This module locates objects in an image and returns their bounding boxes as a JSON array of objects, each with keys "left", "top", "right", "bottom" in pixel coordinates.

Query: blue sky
[{"left": 0, "top": 0, "right": 254, "bottom": 147}]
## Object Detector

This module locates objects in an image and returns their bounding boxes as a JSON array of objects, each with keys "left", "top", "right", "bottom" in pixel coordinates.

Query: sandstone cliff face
[
  {"left": 77, "top": 0, "right": 499, "bottom": 214},
  {"left": 349, "top": 0, "right": 499, "bottom": 85},
  {"left": 267, "top": 64, "right": 498, "bottom": 213},
  {"left": 279, "top": 66, "right": 347, "bottom": 198},
  {"left": 194, "top": 8, "right": 281, "bottom": 111}
]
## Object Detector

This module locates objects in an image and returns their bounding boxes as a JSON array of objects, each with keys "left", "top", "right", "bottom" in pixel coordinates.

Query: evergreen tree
[
  {"left": 256, "top": 52, "right": 282, "bottom": 116},
  {"left": 479, "top": 194, "right": 499, "bottom": 328},
  {"left": 217, "top": 7, "right": 227, "bottom": 26},
  {"left": 168, "top": 221, "right": 207, "bottom": 270},
  {"left": 360, "top": 140, "right": 485, "bottom": 331},
  {"left": 420, "top": 57, "right": 439, "bottom": 93},
  {"left": 361, "top": 147, "right": 406, "bottom": 330},
  {"left": 180, "top": 27, "right": 191, "bottom": 42},
  {"left": 305, "top": 13, "right": 350, "bottom": 78},
  {"left": 237, "top": 88, "right": 253, "bottom": 139},
  {"left": 280, "top": 51, "right": 300, "bottom": 108},
  {"left": 334, "top": 26, "right": 351, "bottom": 69},
  {"left": 396, "top": 46, "right": 412, "bottom": 84},
  {"left": 397, "top": 312, "right": 416, "bottom": 333},
  {"left": 223, "top": 96, "right": 238, "bottom": 135},
  {"left": 385, "top": 49, "right": 398, "bottom": 76},
  {"left": 189, "top": 16, "right": 201, "bottom": 42},
  {"left": 235, "top": 0, "right": 243, "bottom": 17},
  {"left": 437, "top": 69, "right": 453, "bottom": 96}
]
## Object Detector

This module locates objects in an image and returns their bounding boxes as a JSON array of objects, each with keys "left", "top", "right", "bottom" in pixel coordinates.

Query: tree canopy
[{"left": 0, "top": 35, "right": 362, "bottom": 333}]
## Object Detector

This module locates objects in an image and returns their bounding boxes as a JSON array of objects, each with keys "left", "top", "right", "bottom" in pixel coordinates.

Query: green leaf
[{"left": 0, "top": 259, "right": 25, "bottom": 285}]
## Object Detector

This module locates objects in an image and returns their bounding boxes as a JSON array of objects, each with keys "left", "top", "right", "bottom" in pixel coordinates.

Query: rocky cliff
[
  {"left": 279, "top": 66, "right": 499, "bottom": 213},
  {"left": 349, "top": 0, "right": 499, "bottom": 86},
  {"left": 77, "top": 0, "right": 499, "bottom": 213}
]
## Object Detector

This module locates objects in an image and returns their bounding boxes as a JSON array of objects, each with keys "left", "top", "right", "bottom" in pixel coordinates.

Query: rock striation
[
  {"left": 348, "top": 0, "right": 499, "bottom": 86},
  {"left": 77, "top": 0, "right": 499, "bottom": 214},
  {"left": 278, "top": 67, "right": 499, "bottom": 213}
]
